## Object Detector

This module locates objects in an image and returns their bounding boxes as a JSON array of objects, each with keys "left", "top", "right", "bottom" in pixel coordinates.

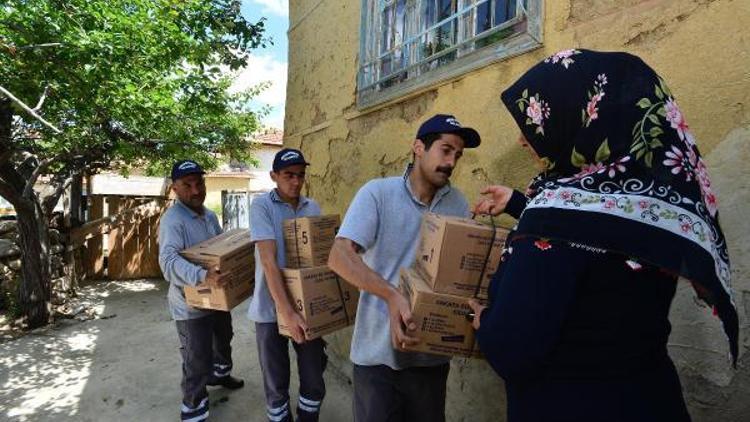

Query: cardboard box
[
  {"left": 400, "top": 268, "right": 483, "bottom": 358},
  {"left": 181, "top": 229, "right": 255, "bottom": 311},
  {"left": 278, "top": 266, "right": 358, "bottom": 340},
  {"left": 283, "top": 215, "right": 340, "bottom": 269},
  {"left": 415, "top": 213, "right": 509, "bottom": 299}
]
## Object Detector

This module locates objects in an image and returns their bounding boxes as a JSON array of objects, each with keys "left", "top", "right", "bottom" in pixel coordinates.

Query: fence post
[{"left": 83, "top": 195, "right": 105, "bottom": 279}]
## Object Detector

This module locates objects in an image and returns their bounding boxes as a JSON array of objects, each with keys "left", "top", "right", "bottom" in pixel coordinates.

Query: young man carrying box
[
  {"left": 328, "top": 114, "right": 481, "bottom": 422},
  {"left": 248, "top": 148, "right": 327, "bottom": 422},
  {"left": 158, "top": 160, "right": 245, "bottom": 422}
]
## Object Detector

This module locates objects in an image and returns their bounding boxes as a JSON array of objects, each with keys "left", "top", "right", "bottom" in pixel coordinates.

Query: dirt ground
[{"left": 0, "top": 279, "right": 354, "bottom": 421}]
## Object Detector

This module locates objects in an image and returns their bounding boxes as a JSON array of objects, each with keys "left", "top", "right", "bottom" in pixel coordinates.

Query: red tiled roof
[{"left": 254, "top": 129, "right": 283, "bottom": 146}]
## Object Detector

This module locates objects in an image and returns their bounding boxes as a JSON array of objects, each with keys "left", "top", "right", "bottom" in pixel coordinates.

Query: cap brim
[{"left": 453, "top": 127, "right": 481, "bottom": 148}]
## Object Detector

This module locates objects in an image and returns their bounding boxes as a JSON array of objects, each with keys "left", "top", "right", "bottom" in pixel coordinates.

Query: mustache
[{"left": 436, "top": 166, "right": 453, "bottom": 177}]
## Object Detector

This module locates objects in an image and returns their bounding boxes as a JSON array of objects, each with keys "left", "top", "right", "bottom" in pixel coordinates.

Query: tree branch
[
  {"left": 18, "top": 43, "right": 62, "bottom": 50},
  {"left": 33, "top": 85, "right": 51, "bottom": 111},
  {"left": 42, "top": 172, "right": 76, "bottom": 217},
  {"left": 0, "top": 85, "right": 62, "bottom": 134},
  {"left": 16, "top": 151, "right": 39, "bottom": 180},
  {"left": 23, "top": 156, "right": 54, "bottom": 199}
]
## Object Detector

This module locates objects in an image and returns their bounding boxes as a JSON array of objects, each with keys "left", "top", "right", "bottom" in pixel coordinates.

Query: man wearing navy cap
[
  {"left": 158, "top": 160, "right": 245, "bottom": 422},
  {"left": 248, "top": 148, "right": 328, "bottom": 422},
  {"left": 329, "top": 114, "right": 480, "bottom": 421}
]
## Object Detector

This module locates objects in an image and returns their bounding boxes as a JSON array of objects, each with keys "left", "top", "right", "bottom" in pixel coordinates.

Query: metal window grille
[{"left": 358, "top": 0, "right": 543, "bottom": 107}]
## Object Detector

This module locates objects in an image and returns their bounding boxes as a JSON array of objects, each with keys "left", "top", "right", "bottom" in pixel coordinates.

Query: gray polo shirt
[
  {"left": 158, "top": 200, "right": 222, "bottom": 321},
  {"left": 337, "top": 166, "right": 471, "bottom": 370},
  {"left": 247, "top": 189, "right": 321, "bottom": 323}
]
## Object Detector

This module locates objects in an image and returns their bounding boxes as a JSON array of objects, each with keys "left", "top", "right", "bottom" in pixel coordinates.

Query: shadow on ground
[{"left": 0, "top": 279, "right": 353, "bottom": 421}]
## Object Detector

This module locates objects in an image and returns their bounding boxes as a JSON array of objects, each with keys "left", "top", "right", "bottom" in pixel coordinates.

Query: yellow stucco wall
[{"left": 286, "top": 1, "right": 750, "bottom": 420}]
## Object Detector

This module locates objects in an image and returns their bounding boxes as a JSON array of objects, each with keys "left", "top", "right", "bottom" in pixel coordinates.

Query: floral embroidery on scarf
[
  {"left": 562, "top": 138, "right": 631, "bottom": 181},
  {"left": 625, "top": 259, "right": 643, "bottom": 271},
  {"left": 630, "top": 78, "right": 699, "bottom": 169},
  {"left": 572, "top": 138, "right": 610, "bottom": 169},
  {"left": 630, "top": 78, "right": 673, "bottom": 167},
  {"left": 582, "top": 73, "right": 608, "bottom": 127},
  {"left": 539, "top": 157, "right": 556, "bottom": 171},
  {"left": 695, "top": 159, "right": 718, "bottom": 216},
  {"left": 664, "top": 98, "right": 696, "bottom": 147},
  {"left": 534, "top": 239, "right": 552, "bottom": 251},
  {"left": 630, "top": 78, "right": 718, "bottom": 215},
  {"left": 544, "top": 49, "right": 582, "bottom": 69},
  {"left": 529, "top": 187, "right": 711, "bottom": 244},
  {"left": 605, "top": 156, "right": 631, "bottom": 178},
  {"left": 516, "top": 89, "right": 550, "bottom": 135},
  {"left": 663, "top": 145, "right": 697, "bottom": 181},
  {"left": 569, "top": 242, "right": 607, "bottom": 254}
]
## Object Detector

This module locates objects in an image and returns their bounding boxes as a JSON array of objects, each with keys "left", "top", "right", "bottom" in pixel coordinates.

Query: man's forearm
[
  {"left": 328, "top": 239, "right": 398, "bottom": 302},
  {"left": 261, "top": 259, "right": 296, "bottom": 315},
  {"left": 159, "top": 247, "right": 207, "bottom": 287}
]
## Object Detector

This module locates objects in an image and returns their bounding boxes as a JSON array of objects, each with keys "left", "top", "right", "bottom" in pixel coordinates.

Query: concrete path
[{"left": 0, "top": 279, "right": 353, "bottom": 421}]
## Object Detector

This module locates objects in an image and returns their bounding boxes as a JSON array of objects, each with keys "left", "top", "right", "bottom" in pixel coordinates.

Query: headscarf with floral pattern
[{"left": 501, "top": 49, "right": 738, "bottom": 365}]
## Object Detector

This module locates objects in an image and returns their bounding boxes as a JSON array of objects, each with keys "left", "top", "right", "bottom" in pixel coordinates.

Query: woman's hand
[
  {"left": 474, "top": 185, "right": 514, "bottom": 216},
  {"left": 467, "top": 299, "right": 487, "bottom": 331}
]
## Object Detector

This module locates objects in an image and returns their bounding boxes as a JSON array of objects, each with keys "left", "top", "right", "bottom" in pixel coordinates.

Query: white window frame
[{"left": 357, "top": 0, "right": 543, "bottom": 108}]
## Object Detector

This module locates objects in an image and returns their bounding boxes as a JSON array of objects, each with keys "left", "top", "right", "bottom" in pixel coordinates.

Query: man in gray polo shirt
[
  {"left": 158, "top": 160, "right": 244, "bottom": 422},
  {"left": 328, "top": 114, "right": 480, "bottom": 421},
  {"left": 248, "top": 148, "right": 327, "bottom": 422}
]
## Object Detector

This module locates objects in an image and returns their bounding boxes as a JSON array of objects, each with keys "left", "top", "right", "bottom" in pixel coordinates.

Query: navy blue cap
[
  {"left": 273, "top": 148, "right": 309, "bottom": 172},
  {"left": 170, "top": 160, "right": 205, "bottom": 181},
  {"left": 416, "top": 114, "right": 481, "bottom": 148}
]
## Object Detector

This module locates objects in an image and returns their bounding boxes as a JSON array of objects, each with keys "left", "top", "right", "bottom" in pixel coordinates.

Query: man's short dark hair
[
  {"left": 417, "top": 132, "right": 442, "bottom": 150},
  {"left": 413, "top": 133, "right": 444, "bottom": 162}
]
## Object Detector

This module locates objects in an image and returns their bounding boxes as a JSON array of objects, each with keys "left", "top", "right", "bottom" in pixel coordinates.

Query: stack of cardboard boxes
[
  {"left": 277, "top": 215, "right": 359, "bottom": 340},
  {"left": 181, "top": 228, "right": 255, "bottom": 311},
  {"left": 401, "top": 213, "right": 509, "bottom": 358}
]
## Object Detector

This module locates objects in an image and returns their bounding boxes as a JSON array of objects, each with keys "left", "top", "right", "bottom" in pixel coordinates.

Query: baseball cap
[
  {"left": 170, "top": 160, "right": 205, "bottom": 181},
  {"left": 416, "top": 114, "right": 481, "bottom": 148},
  {"left": 273, "top": 148, "right": 310, "bottom": 172}
]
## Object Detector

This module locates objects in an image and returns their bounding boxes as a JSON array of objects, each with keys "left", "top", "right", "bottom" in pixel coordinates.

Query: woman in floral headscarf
[{"left": 468, "top": 49, "right": 738, "bottom": 421}]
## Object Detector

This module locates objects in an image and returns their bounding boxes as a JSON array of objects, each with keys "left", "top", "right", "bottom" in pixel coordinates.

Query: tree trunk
[
  {"left": 0, "top": 99, "right": 53, "bottom": 328},
  {"left": 0, "top": 98, "right": 11, "bottom": 144},
  {"left": 15, "top": 196, "right": 52, "bottom": 328}
]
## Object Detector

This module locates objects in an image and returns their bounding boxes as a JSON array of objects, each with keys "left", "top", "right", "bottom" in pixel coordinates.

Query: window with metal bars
[{"left": 358, "top": 0, "right": 542, "bottom": 108}]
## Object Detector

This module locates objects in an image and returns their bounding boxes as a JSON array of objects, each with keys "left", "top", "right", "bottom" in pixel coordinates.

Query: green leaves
[
  {"left": 571, "top": 147, "right": 586, "bottom": 168},
  {"left": 570, "top": 139, "right": 609, "bottom": 169},
  {"left": 630, "top": 88, "right": 667, "bottom": 168},
  {"left": 540, "top": 157, "right": 555, "bottom": 170},
  {"left": 655, "top": 85, "right": 664, "bottom": 100},
  {"left": 658, "top": 77, "right": 673, "bottom": 98},
  {"left": 594, "top": 138, "right": 610, "bottom": 163},
  {"left": 516, "top": 89, "right": 528, "bottom": 111},
  {"left": 644, "top": 151, "right": 653, "bottom": 168},
  {"left": 0, "top": 0, "right": 268, "bottom": 176},
  {"left": 649, "top": 126, "right": 663, "bottom": 137}
]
